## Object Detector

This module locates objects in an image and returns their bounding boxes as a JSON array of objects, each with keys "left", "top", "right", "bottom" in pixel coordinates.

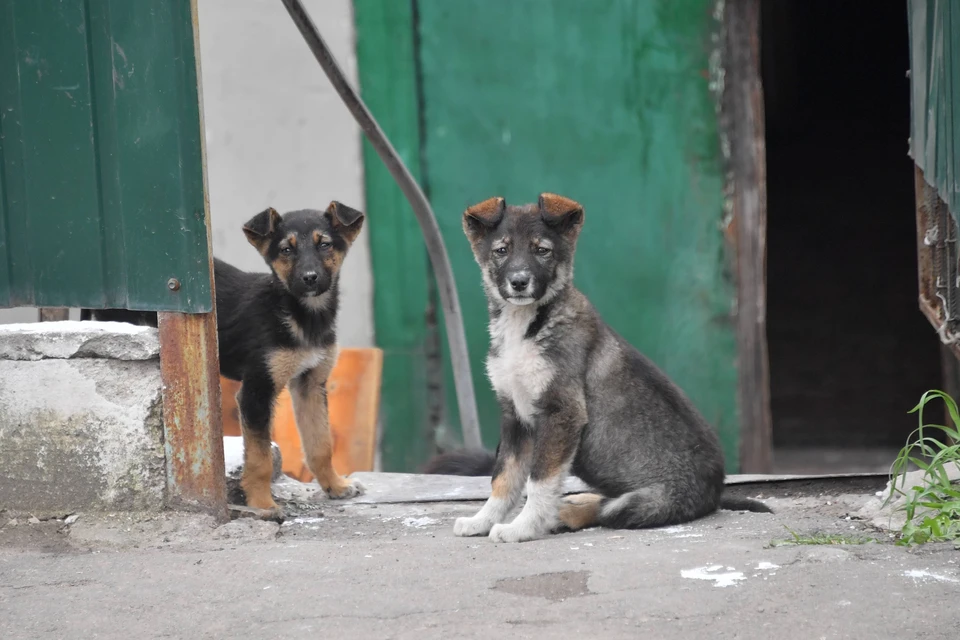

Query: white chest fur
[{"left": 485, "top": 305, "right": 555, "bottom": 425}]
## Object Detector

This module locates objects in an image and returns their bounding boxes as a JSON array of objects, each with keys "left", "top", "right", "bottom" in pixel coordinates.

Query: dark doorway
[{"left": 761, "top": 2, "right": 940, "bottom": 473}]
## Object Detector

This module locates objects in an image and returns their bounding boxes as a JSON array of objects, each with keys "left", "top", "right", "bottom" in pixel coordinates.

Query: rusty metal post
[
  {"left": 154, "top": 0, "right": 227, "bottom": 521},
  {"left": 158, "top": 311, "right": 227, "bottom": 519}
]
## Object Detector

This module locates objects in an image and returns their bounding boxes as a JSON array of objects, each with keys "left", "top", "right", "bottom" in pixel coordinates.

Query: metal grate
[{"left": 916, "top": 167, "right": 960, "bottom": 344}]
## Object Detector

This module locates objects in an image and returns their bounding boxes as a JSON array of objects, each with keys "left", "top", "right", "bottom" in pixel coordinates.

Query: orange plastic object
[{"left": 219, "top": 347, "right": 383, "bottom": 481}]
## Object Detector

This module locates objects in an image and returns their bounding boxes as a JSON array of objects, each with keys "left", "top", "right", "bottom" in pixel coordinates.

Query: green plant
[
  {"left": 887, "top": 390, "right": 960, "bottom": 546},
  {"left": 770, "top": 526, "right": 875, "bottom": 547}
]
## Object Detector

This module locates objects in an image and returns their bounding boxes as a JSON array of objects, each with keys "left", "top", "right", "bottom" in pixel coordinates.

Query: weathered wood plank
[{"left": 723, "top": 0, "right": 773, "bottom": 473}]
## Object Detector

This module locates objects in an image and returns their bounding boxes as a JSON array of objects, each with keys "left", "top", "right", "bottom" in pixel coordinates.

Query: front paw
[
  {"left": 489, "top": 521, "right": 542, "bottom": 543},
  {"left": 243, "top": 488, "right": 280, "bottom": 514},
  {"left": 454, "top": 515, "right": 494, "bottom": 537},
  {"left": 325, "top": 477, "right": 365, "bottom": 500},
  {"left": 230, "top": 503, "right": 285, "bottom": 523}
]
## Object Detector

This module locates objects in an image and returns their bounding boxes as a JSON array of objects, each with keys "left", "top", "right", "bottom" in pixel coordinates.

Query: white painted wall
[
  {"left": 1, "top": 0, "right": 374, "bottom": 349},
  {"left": 197, "top": 0, "right": 373, "bottom": 346},
  {"left": 0, "top": 308, "right": 66, "bottom": 324}
]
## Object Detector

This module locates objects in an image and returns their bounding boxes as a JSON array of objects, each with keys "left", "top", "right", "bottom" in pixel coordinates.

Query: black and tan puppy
[
  {"left": 451, "top": 193, "right": 769, "bottom": 543},
  {"left": 84, "top": 203, "right": 366, "bottom": 516},
  {"left": 222, "top": 203, "right": 366, "bottom": 514}
]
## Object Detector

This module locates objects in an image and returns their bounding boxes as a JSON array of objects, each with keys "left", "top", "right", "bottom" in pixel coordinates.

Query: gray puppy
[{"left": 453, "top": 193, "right": 770, "bottom": 543}]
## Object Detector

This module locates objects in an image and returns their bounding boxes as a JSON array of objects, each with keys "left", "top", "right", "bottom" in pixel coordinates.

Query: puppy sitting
[{"left": 453, "top": 193, "right": 769, "bottom": 543}]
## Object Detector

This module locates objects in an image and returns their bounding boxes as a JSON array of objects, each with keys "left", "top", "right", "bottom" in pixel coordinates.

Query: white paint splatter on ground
[
  {"left": 756, "top": 562, "right": 780, "bottom": 571},
  {"left": 662, "top": 525, "right": 691, "bottom": 534},
  {"left": 282, "top": 517, "right": 325, "bottom": 527},
  {"left": 402, "top": 516, "right": 439, "bottom": 529},
  {"left": 681, "top": 565, "right": 746, "bottom": 587},
  {"left": 660, "top": 525, "right": 704, "bottom": 538},
  {"left": 904, "top": 569, "right": 960, "bottom": 584}
]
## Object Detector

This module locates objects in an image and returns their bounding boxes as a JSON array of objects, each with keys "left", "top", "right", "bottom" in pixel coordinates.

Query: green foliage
[
  {"left": 770, "top": 526, "right": 875, "bottom": 547},
  {"left": 887, "top": 390, "right": 960, "bottom": 546}
]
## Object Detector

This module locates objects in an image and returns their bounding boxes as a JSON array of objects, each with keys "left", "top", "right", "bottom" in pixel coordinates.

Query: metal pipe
[{"left": 278, "top": 0, "right": 483, "bottom": 450}]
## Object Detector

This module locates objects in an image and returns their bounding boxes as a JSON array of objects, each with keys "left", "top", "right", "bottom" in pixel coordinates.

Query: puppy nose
[
  {"left": 301, "top": 271, "right": 319, "bottom": 284},
  {"left": 509, "top": 274, "right": 530, "bottom": 291}
]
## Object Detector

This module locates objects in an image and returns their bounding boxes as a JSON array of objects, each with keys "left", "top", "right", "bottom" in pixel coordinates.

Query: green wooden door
[
  {"left": 357, "top": 0, "right": 739, "bottom": 472},
  {"left": 0, "top": 0, "right": 210, "bottom": 312}
]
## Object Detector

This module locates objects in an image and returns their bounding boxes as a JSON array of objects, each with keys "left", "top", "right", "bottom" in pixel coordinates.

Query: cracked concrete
[
  {"left": 0, "top": 323, "right": 165, "bottom": 515},
  {"left": 2, "top": 475, "right": 959, "bottom": 639}
]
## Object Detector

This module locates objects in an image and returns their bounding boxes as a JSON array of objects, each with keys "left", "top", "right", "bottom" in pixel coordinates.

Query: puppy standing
[
  {"left": 224, "top": 203, "right": 366, "bottom": 515},
  {"left": 83, "top": 202, "right": 366, "bottom": 516},
  {"left": 453, "top": 194, "right": 769, "bottom": 543}
]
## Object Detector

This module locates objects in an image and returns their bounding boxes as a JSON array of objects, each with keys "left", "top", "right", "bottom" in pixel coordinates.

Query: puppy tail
[
  {"left": 719, "top": 495, "right": 773, "bottom": 513},
  {"left": 594, "top": 486, "right": 773, "bottom": 529},
  {"left": 421, "top": 448, "right": 496, "bottom": 476}
]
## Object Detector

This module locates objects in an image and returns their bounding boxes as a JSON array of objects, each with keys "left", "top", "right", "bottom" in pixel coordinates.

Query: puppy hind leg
[{"left": 556, "top": 493, "right": 604, "bottom": 532}]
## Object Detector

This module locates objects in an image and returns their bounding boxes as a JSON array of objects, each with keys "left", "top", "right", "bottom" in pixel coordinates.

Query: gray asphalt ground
[{"left": 2, "top": 476, "right": 959, "bottom": 639}]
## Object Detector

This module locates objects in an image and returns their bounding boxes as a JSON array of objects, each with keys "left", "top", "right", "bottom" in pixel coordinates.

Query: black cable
[{"left": 278, "top": 0, "right": 482, "bottom": 449}]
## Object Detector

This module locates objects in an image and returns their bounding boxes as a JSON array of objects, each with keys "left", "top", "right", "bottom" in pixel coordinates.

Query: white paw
[
  {"left": 326, "top": 478, "right": 365, "bottom": 500},
  {"left": 489, "top": 521, "right": 542, "bottom": 543},
  {"left": 453, "top": 515, "right": 494, "bottom": 537}
]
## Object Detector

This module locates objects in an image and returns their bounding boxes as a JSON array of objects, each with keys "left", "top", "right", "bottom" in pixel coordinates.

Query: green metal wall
[
  {"left": 355, "top": 2, "right": 433, "bottom": 471},
  {"left": 356, "top": 0, "right": 739, "bottom": 472},
  {"left": 0, "top": 0, "right": 211, "bottom": 312},
  {"left": 909, "top": 0, "right": 960, "bottom": 220}
]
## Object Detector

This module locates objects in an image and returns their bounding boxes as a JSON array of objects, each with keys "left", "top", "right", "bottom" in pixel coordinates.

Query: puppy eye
[
  {"left": 536, "top": 247, "right": 551, "bottom": 256},
  {"left": 280, "top": 246, "right": 293, "bottom": 255},
  {"left": 493, "top": 246, "right": 508, "bottom": 256},
  {"left": 319, "top": 241, "right": 331, "bottom": 249}
]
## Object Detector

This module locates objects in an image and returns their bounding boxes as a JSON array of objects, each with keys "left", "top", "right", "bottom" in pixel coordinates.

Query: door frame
[{"left": 720, "top": 0, "right": 773, "bottom": 473}]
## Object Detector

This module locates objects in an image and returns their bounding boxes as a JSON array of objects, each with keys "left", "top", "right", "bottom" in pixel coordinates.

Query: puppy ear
[
  {"left": 538, "top": 193, "right": 584, "bottom": 236},
  {"left": 326, "top": 201, "right": 365, "bottom": 245},
  {"left": 242, "top": 207, "right": 282, "bottom": 255},
  {"left": 463, "top": 197, "right": 506, "bottom": 242}
]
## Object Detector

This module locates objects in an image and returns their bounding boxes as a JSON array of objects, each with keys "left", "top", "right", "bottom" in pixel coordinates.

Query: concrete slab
[
  {"left": 338, "top": 472, "right": 593, "bottom": 504},
  {"left": 856, "top": 465, "right": 960, "bottom": 532},
  {"left": 263, "top": 471, "right": 886, "bottom": 507},
  {"left": 0, "top": 324, "right": 165, "bottom": 515},
  {"left": 0, "top": 321, "right": 159, "bottom": 361}
]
